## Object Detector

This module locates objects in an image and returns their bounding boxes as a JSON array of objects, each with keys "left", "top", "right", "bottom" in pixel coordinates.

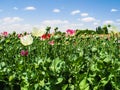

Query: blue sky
[{"left": 0, "top": 0, "right": 120, "bottom": 33}]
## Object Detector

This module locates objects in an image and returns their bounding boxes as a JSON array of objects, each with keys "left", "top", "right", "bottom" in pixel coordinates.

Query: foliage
[
  {"left": 76, "top": 29, "right": 96, "bottom": 35},
  {"left": 96, "top": 25, "right": 109, "bottom": 34},
  {"left": 0, "top": 29, "right": 120, "bottom": 90}
]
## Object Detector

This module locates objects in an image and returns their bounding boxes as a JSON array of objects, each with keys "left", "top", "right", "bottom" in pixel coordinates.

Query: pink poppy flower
[
  {"left": 18, "top": 34, "right": 22, "bottom": 38},
  {"left": 66, "top": 29, "right": 76, "bottom": 36},
  {"left": 20, "top": 50, "right": 28, "bottom": 56},
  {"left": 49, "top": 40, "right": 54, "bottom": 45},
  {"left": 2, "top": 31, "right": 8, "bottom": 37}
]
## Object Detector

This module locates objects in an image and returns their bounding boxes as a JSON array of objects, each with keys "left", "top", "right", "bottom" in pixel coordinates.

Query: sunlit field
[{"left": 0, "top": 28, "right": 120, "bottom": 90}]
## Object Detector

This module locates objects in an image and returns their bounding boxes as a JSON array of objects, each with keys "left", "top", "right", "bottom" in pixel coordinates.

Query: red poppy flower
[
  {"left": 20, "top": 50, "right": 28, "bottom": 56},
  {"left": 41, "top": 34, "right": 51, "bottom": 40}
]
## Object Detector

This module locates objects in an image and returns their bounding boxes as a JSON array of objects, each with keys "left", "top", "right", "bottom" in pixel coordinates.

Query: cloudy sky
[{"left": 0, "top": 0, "right": 120, "bottom": 33}]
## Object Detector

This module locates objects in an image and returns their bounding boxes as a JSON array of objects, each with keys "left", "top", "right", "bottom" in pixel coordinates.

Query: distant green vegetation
[{"left": 76, "top": 25, "right": 120, "bottom": 35}]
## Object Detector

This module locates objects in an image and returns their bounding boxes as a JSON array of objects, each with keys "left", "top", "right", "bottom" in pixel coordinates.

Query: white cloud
[
  {"left": 0, "top": 24, "right": 33, "bottom": 33},
  {"left": 13, "top": 7, "right": 18, "bottom": 10},
  {"left": 53, "top": 9, "right": 60, "bottom": 13},
  {"left": 71, "top": 10, "right": 80, "bottom": 15},
  {"left": 2, "top": 17, "right": 23, "bottom": 24},
  {"left": 41, "top": 20, "right": 85, "bottom": 32},
  {"left": 117, "top": 23, "right": 120, "bottom": 25},
  {"left": 0, "top": 22, "right": 84, "bottom": 33},
  {"left": 81, "top": 13, "right": 88, "bottom": 17},
  {"left": 41, "top": 20, "right": 69, "bottom": 32},
  {"left": 77, "top": 18, "right": 81, "bottom": 21},
  {"left": 93, "top": 22, "right": 99, "bottom": 26},
  {"left": 103, "top": 20, "right": 114, "bottom": 24},
  {"left": 62, "top": 23, "right": 84, "bottom": 30},
  {"left": 24, "top": 6, "right": 36, "bottom": 10},
  {"left": 81, "top": 17, "right": 96, "bottom": 22},
  {"left": 0, "top": 19, "right": 69, "bottom": 33},
  {"left": 111, "top": 9, "right": 118, "bottom": 12},
  {"left": 42, "top": 20, "right": 69, "bottom": 25}
]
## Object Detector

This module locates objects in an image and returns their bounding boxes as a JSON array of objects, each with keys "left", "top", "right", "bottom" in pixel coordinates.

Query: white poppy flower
[
  {"left": 31, "top": 27, "right": 46, "bottom": 37},
  {"left": 20, "top": 35, "right": 33, "bottom": 46}
]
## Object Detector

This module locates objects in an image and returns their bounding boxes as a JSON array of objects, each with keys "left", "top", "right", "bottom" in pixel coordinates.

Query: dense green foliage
[
  {"left": 96, "top": 26, "right": 109, "bottom": 34},
  {"left": 74, "top": 25, "right": 109, "bottom": 35},
  {"left": 0, "top": 30, "right": 120, "bottom": 90},
  {"left": 76, "top": 29, "right": 96, "bottom": 35}
]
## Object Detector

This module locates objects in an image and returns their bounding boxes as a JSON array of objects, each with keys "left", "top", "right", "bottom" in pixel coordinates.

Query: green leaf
[
  {"left": 93, "top": 85, "right": 99, "bottom": 90},
  {"left": 1, "top": 62, "right": 6, "bottom": 67},
  {"left": 9, "top": 74, "right": 15, "bottom": 82},
  {"left": 100, "top": 77, "right": 108, "bottom": 86},
  {"left": 6, "top": 39, "right": 10, "bottom": 43},
  {"left": 21, "top": 86, "right": 28, "bottom": 90},
  {"left": 39, "top": 79, "right": 45, "bottom": 87},
  {"left": 79, "top": 77, "right": 89, "bottom": 90},
  {"left": 62, "top": 84, "right": 68, "bottom": 90},
  {"left": 0, "top": 46, "right": 3, "bottom": 50},
  {"left": 90, "top": 64, "right": 96, "bottom": 71},
  {"left": 34, "top": 83, "right": 39, "bottom": 90},
  {"left": 56, "top": 77, "right": 63, "bottom": 84},
  {"left": 92, "top": 47, "right": 97, "bottom": 52},
  {"left": 79, "top": 49, "right": 84, "bottom": 57},
  {"left": 69, "top": 84, "right": 74, "bottom": 90},
  {"left": 34, "top": 64, "right": 39, "bottom": 68},
  {"left": 103, "top": 56, "right": 111, "bottom": 63},
  {"left": 87, "top": 77, "right": 94, "bottom": 85},
  {"left": 49, "top": 58, "right": 62, "bottom": 73},
  {"left": 85, "top": 85, "right": 89, "bottom": 90}
]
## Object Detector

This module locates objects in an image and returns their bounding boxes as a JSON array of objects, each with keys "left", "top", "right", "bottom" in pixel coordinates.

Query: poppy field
[{"left": 0, "top": 28, "right": 120, "bottom": 90}]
